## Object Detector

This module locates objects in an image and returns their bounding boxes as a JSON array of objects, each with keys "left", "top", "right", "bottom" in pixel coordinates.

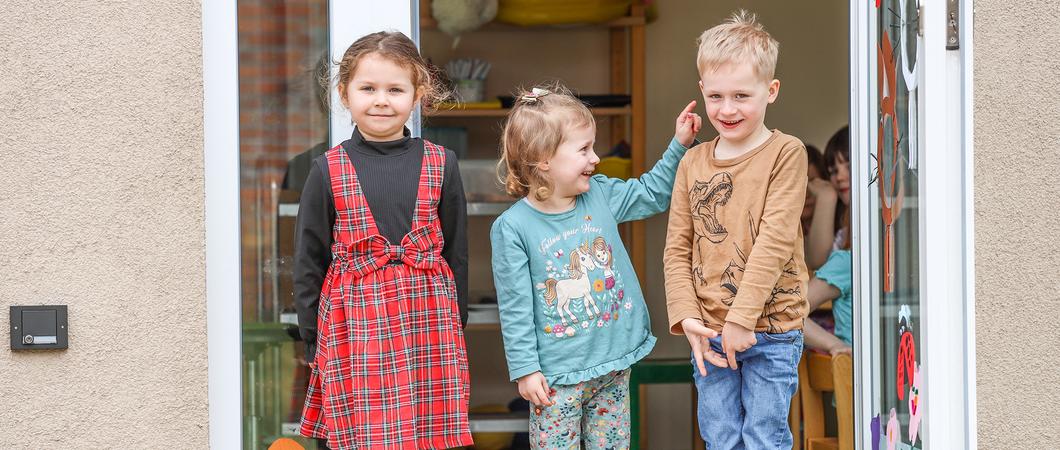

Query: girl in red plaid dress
[{"left": 293, "top": 31, "right": 472, "bottom": 450}]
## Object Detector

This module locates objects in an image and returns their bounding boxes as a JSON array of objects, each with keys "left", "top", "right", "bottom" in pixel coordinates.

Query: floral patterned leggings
[{"left": 530, "top": 368, "right": 632, "bottom": 450}]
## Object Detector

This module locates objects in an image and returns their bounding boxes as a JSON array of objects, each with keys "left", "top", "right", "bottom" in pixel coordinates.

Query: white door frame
[
  {"left": 208, "top": 0, "right": 977, "bottom": 447},
  {"left": 850, "top": 0, "right": 976, "bottom": 447},
  {"left": 202, "top": 2, "right": 414, "bottom": 447}
]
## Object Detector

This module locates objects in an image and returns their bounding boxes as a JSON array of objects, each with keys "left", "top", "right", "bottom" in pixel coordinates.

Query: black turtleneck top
[{"left": 294, "top": 128, "right": 468, "bottom": 361}]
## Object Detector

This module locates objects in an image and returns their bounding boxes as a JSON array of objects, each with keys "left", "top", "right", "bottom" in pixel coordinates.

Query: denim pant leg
[
  {"left": 692, "top": 336, "right": 745, "bottom": 450},
  {"left": 740, "top": 330, "right": 803, "bottom": 449}
]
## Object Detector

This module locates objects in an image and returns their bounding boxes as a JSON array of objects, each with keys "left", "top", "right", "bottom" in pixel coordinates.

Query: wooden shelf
[
  {"left": 465, "top": 323, "right": 501, "bottom": 332},
  {"left": 431, "top": 105, "right": 631, "bottom": 118},
  {"left": 467, "top": 201, "right": 512, "bottom": 216},
  {"left": 467, "top": 304, "right": 501, "bottom": 330},
  {"left": 469, "top": 412, "right": 529, "bottom": 433},
  {"left": 420, "top": 15, "right": 645, "bottom": 31}
]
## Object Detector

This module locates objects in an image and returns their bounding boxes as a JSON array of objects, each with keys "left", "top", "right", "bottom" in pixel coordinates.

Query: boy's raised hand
[
  {"left": 681, "top": 317, "right": 727, "bottom": 376},
  {"left": 721, "top": 321, "right": 758, "bottom": 369},
  {"left": 674, "top": 100, "right": 702, "bottom": 148},
  {"left": 517, "top": 371, "right": 554, "bottom": 413}
]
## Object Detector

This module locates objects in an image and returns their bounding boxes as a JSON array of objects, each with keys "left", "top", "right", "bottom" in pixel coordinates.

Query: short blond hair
[
  {"left": 696, "top": 10, "right": 779, "bottom": 81},
  {"left": 499, "top": 82, "right": 595, "bottom": 201}
]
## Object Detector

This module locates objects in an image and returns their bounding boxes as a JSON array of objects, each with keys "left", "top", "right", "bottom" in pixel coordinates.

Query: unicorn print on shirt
[{"left": 543, "top": 243, "right": 601, "bottom": 324}]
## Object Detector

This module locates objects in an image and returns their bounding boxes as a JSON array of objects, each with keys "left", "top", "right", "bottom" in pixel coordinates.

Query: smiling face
[
  {"left": 699, "top": 61, "right": 779, "bottom": 149},
  {"left": 341, "top": 53, "right": 422, "bottom": 142},
  {"left": 541, "top": 123, "right": 600, "bottom": 200}
]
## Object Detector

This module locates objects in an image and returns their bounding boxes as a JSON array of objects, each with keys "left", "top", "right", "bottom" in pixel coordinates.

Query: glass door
[
  {"left": 854, "top": 0, "right": 973, "bottom": 447},
  {"left": 234, "top": 1, "right": 413, "bottom": 449},
  {"left": 237, "top": 1, "right": 330, "bottom": 448},
  {"left": 865, "top": 0, "right": 926, "bottom": 448}
]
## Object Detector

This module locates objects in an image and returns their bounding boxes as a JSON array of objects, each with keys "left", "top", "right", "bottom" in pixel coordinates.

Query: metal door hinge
[{"left": 947, "top": 0, "right": 960, "bottom": 50}]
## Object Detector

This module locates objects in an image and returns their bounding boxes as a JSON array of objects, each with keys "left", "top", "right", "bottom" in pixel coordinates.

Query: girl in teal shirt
[{"left": 491, "top": 84, "right": 700, "bottom": 449}]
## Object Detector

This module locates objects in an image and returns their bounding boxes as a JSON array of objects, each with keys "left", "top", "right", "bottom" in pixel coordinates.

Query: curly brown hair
[
  {"left": 498, "top": 82, "right": 595, "bottom": 201},
  {"left": 325, "top": 31, "right": 450, "bottom": 113}
]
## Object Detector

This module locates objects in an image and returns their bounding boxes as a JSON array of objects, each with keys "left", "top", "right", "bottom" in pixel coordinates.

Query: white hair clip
[{"left": 520, "top": 88, "right": 551, "bottom": 103}]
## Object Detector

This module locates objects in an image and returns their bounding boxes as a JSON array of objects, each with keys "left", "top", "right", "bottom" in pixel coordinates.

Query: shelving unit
[{"left": 419, "top": 0, "right": 648, "bottom": 440}]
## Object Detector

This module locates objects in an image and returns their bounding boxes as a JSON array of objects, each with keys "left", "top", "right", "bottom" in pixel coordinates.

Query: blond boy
[{"left": 664, "top": 10, "right": 809, "bottom": 449}]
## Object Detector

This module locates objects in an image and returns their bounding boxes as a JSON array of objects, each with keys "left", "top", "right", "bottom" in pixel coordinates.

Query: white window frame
[
  {"left": 850, "top": 0, "right": 976, "bottom": 447},
  {"left": 203, "top": 1, "right": 414, "bottom": 447}
]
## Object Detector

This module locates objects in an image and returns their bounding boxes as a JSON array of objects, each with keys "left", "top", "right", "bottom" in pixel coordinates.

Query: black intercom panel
[{"left": 10, "top": 305, "right": 68, "bottom": 350}]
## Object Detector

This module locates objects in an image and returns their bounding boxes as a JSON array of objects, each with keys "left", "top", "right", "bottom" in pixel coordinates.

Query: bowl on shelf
[{"left": 496, "top": 0, "right": 632, "bottom": 26}]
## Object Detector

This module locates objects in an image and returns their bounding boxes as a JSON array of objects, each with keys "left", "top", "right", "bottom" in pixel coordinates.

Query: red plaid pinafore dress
[{"left": 300, "top": 141, "right": 472, "bottom": 449}]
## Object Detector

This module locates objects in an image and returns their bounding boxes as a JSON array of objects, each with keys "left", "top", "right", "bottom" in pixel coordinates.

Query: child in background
[
  {"left": 803, "top": 144, "right": 837, "bottom": 270},
  {"left": 491, "top": 83, "right": 701, "bottom": 449},
  {"left": 804, "top": 126, "right": 854, "bottom": 355},
  {"left": 664, "top": 11, "right": 809, "bottom": 449},
  {"left": 293, "top": 31, "right": 472, "bottom": 449}
]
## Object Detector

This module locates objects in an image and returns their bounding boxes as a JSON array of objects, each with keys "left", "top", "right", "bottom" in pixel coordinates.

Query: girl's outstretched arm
[
  {"left": 596, "top": 138, "right": 691, "bottom": 223},
  {"left": 598, "top": 102, "right": 699, "bottom": 223}
]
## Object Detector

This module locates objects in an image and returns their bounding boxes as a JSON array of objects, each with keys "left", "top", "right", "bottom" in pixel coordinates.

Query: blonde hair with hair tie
[{"left": 498, "top": 82, "right": 595, "bottom": 201}]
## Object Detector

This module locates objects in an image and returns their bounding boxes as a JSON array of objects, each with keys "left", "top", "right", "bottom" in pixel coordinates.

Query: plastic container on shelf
[
  {"left": 496, "top": 0, "right": 632, "bottom": 26},
  {"left": 596, "top": 156, "right": 631, "bottom": 179}
]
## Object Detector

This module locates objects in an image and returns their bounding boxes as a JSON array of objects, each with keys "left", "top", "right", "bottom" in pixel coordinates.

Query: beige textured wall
[
  {"left": 975, "top": 1, "right": 1060, "bottom": 447},
  {"left": 0, "top": 2, "right": 207, "bottom": 448}
]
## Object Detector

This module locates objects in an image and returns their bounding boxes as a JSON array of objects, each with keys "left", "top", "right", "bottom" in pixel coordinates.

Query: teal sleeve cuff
[{"left": 509, "top": 363, "right": 543, "bottom": 382}]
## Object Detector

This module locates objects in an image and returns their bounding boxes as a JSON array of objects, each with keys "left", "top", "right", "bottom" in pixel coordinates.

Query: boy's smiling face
[{"left": 699, "top": 61, "right": 779, "bottom": 149}]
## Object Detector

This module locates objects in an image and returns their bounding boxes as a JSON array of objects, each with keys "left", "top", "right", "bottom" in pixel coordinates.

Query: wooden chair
[
  {"left": 797, "top": 351, "right": 854, "bottom": 450},
  {"left": 831, "top": 353, "right": 854, "bottom": 450}
]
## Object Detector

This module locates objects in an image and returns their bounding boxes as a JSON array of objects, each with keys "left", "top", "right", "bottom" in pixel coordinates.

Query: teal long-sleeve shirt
[{"left": 490, "top": 138, "right": 689, "bottom": 386}]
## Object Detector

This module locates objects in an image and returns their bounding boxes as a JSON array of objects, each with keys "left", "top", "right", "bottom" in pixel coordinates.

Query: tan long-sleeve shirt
[{"left": 664, "top": 130, "right": 809, "bottom": 334}]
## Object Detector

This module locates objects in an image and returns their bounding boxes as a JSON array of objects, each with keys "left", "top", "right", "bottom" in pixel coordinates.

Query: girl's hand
[
  {"left": 517, "top": 371, "right": 554, "bottom": 411},
  {"left": 807, "top": 178, "right": 838, "bottom": 202},
  {"left": 721, "top": 321, "right": 757, "bottom": 369},
  {"left": 674, "top": 100, "right": 702, "bottom": 148},
  {"left": 681, "top": 318, "right": 726, "bottom": 376},
  {"left": 829, "top": 343, "right": 853, "bottom": 357}
]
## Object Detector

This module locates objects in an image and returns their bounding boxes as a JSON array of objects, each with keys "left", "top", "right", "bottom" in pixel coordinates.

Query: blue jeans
[{"left": 692, "top": 330, "right": 803, "bottom": 450}]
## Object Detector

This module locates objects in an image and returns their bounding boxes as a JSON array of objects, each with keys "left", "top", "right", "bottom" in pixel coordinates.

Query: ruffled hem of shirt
[{"left": 545, "top": 334, "right": 657, "bottom": 386}]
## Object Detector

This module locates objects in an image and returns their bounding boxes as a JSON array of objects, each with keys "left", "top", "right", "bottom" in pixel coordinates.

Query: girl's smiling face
[
  {"left": 342, "top": 53, "right": 422, "bottom": 141},
  {"left": 541, "top": 123, "right": 600, "bottom": 200}
]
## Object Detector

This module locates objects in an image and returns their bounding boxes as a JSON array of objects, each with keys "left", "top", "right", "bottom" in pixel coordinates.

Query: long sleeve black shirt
[{"left": 293, "top": 127, "right": 468, "bottom": 361}]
